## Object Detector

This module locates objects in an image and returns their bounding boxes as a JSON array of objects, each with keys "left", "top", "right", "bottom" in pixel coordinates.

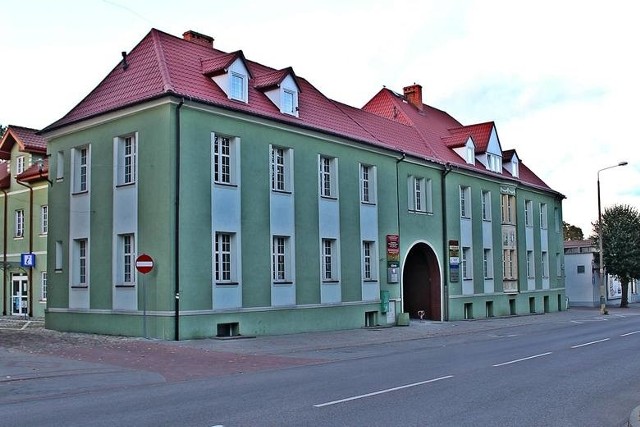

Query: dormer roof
[
  {"left": 16, "top": 158, "right": 49, "bottom": 183},
  {"left": 201, "top": 50, "right": 252, "bottom": 78},
  {"left": 444, "top": 122, "right": 495, "bottom": 153},
  {"left": 0, "top": 125, "right": 47, "bottom": 160},
  {"left": 253, "top": 67, "right": 301, "bottom": 92}
]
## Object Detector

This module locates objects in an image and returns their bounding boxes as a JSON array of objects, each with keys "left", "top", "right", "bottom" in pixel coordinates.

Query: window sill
[
  {"left": 39, "top": 233, "right": 47, "bottom": 237},
  {"left": 408, "top": 209, "right": 432, "bottom": 215},
  {"left": 72, "top": 190, "right": 89, "bottom": 196},
  {"left": 56, "top": 178, "right": 64, "bottom": 183},
  {"left": 215, "top": 281, "right": 239, "bottom": 286},
  {"left": 322, "top": 280, "right": 340, "bottom": 284},
  {"left": 363, "top": 279, "right": 378, "bottom": 283},
  {"left": 320, "top": 195, "right": 338, "bottom": 201},
  {"left": 14, "top": 236, "right": 24, "bottom": 240},
  {"left": 115, "top": 284, "right": 136, "bottom": 288},
  {"left": 273, "top": 281, "right": 293, "bottom": 285},
  {"left": 361, "top": 201, "right": 377, "bottom": 206},
  {"left": 213, "top": 182, "right": 238, "bottom": 188},
  {"left": 71, "top": 285, "right": 89, "bottom": 289},
  {"left": 116, "top": 182, "right": 136, "bottom": 189},
  {"left": 271, "top": 189, "right": 292, "bottom": 195},
  {"left": 55, "top": 269, "right": 63, "bottom": 274}
]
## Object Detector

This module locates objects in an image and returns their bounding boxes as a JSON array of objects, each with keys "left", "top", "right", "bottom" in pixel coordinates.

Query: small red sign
[{"left": 135, "top": 253, "right": 154, "bottom": 274}]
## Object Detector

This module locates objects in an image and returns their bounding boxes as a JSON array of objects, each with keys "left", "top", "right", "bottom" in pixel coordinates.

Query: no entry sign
[{"left": 135, "top": 253, "right": 154, "bottom": 274}]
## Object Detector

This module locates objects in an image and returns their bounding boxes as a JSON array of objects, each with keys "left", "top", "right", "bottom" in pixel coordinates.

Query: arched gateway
[{"left": 402, "top": 242, "right": 442, "bottom": 320}]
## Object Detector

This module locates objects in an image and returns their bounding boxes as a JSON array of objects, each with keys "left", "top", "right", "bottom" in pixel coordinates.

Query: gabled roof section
[
  {"left": 253, "top": 67, "right": 301, "bottom": 92},
  {"left": 201, "top": 50, "right": 252, "bottom": 78},
  {"left": 362, "top": 88, "right": 414, "bottom": 126},
  {"left": 0, "top": 125, "right": 47, "bottom": 159},
  {"left": 445, "top": 122, "right": 495, "bottom": 153},
  {"left": 0, "top": 165, "right": 10, "bottom": 189},
  {"left": 503, "top": 149, "right": 516, "bottom": 161},
  {"left": 17, "top": 159, "right": 49, "bottom": 183}
]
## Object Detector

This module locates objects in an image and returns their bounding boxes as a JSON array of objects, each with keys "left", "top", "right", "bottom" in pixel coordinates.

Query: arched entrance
[{"left": 402, "top": 242, "right": 441, "bottom": 320}]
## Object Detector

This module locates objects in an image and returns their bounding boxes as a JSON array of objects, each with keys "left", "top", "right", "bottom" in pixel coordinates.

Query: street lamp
[{"left": 597, "top": 161, "right": 628, "bottom": 314}]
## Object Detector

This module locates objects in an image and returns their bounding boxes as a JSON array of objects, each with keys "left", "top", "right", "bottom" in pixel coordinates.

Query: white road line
[
  {"left": 621, "top": 331, "right": 640, "bottom": 337},
  {"left": 571, "top": 338, "right": 610, "bottom": 348},
  {"left": 313, "top": 375, "right": 454, "bottom": 408},
  {"left": 492, "top": 352, "right": 552, "bottom": 367}
]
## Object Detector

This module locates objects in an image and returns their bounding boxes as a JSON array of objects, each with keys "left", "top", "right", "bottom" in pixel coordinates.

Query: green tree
[
  {"left": 0, "top": 124, "right": 6, "bottom": 139},
  {"left": 593, "top": 204, "right": 640, "bottom": 307},
  {"left": 563, "top": 221, "right": 584, "bottom": 241}
]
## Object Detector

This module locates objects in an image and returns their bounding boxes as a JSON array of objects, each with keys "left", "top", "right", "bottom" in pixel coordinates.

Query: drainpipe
[
  {"left": 16, "top": 178, "right": 33, "bottom": 317},
  {"left": 2, "top": 189, "right": 7, "bottom": 316},
  {"left": 395, "top": 151, "right": 405, "bottom": 311},
  {"left": 174, "top": 99, "right": 184, "bottom": 341},
  {"left": 441, "top": 163, "right": 452, "bottom": 321}
]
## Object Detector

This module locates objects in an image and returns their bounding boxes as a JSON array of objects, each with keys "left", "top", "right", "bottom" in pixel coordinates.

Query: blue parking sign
[{"left": 21, "top": 253, "right": 36, "bottom": 268}]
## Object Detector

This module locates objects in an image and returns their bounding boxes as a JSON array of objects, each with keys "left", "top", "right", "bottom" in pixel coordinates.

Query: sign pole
[
  {"left": 142, "top": 274, "right": 147, "bottom": 339},
  {"left": 135, "top": 253, "right": 154, "bottom": 339}
]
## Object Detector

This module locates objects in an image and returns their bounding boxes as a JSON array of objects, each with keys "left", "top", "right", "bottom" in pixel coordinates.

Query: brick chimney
[
  {"left": 183, "top": 30, "right": 214, "bottom": 48},
  {"left": 403, "top": 84, "right": 423, "bottom": 111}
]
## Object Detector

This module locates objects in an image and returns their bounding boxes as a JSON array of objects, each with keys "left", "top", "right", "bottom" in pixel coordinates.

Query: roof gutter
[{"left": 441, "top": 163, "right": 452, "bottom": 321}]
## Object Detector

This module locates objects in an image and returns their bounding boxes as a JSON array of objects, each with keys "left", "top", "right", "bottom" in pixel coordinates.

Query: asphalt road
[{"left": 2, "top": 310, "right": 639, "bottom": 426}]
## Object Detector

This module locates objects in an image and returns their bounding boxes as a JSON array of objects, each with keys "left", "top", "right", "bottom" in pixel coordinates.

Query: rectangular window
[
  {"left": 272, "top": 236, "right": 289, "bottom": 282},
  {"left": 121, "top": 234, "right": 135, "bottom": 284},
  {"left": 40, "top": 271, "right": 47, "bottom": 300},
  {"left": 15, "top": 209, "right": 24, "bottom": 238},
  {"left": 408, "top": 176, "right": 433, "bottom": 213},
  {"left": 577, "top": 265, "right": 585, "bottom": 274},
  {"left": 319, "top": 156, "right": 337, "bottom": 198},
  {"left": 540, "top": 203, "right": 548, "bottom": 229},
  {"left": 483, "top": 248, "right": 492, "bottom": 279},
  {"left": 503, "top": 249, "right": 517, "bottom": 279},
  {"left": 16, "top": 155, "right": 25, "bottom": 175},
  {"left": 527, "top": 250, "right": 534, "bottom": 278},
  {"left": 360, "top": 165, "right": 377, "bottom": 203},
  {"left": 554, "top": 207, "right": 560, "bottom": 233},
  {"left": 282, "top": 89, "right": 295, "bottom": 115},
  {"left": 482, "top": 190, "right": 491, "bottom": 221},
  {"left": 213, "top": 135, "right": 233, "bottom": 184},
  {"left": 231, "top": 72, "right": 245, "bottom": 101},
  {"left": 75, "top": 239, "right": 88, "bottom": 286},
  {"left": 525, "top": 200, "right": 533, "bottom": 227},
  {"left": 321, "top": 238, "right": 337, "bottom": 281},
  {"left": 462, "top": 246, "right": 472, "bottom": 279},
  {"left": 214, "top": 233, "right": 233, "bottom": 282},
  {"left": 117, "top": 135, "right": 136, "bottom": 185},
  {"left": 56, "top": 151, "right": 64, "bottom": 180},
  {"left": 362, "top": 241, "right": 376, "bottom": 280},
  {"left": 40, "top": 205, "right": 48, "bottom": 235},
  {"left": 541, "top": 251, "right": 549, "bottom": 277},
  {"left": 271, "top": 147, "right": 286, "bottom": 192},
  {"left": 73, "top": 146, "right": 89, "bottom": 193},
  {"left": 55, "top": 240, "right": 63, "bottom": 271},
  {"left": 501, "top": 194, "right": 515, "bottom": 224},
  {"left": 460, "top": 186, "right": 471, "bottom": 218}
]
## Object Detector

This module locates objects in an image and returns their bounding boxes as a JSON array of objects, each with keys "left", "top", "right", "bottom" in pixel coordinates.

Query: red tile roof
[
  {"left": 442, "top": 122, "right": 495, "bottom": 152},
  {"left": 253, "top": 67, "right": 301, "bottom": 92},
  {"left": 0, "top": 166, "right": 10, "bottom": 189},
  {"left": 0, "top": 125, "right": 47, "bottom": 159},
  {"left": 42, "top": 28, "right": 560, "bottom": 196},
  {"left": 16, "top": 158, "right": 49, "bottom": 183}
]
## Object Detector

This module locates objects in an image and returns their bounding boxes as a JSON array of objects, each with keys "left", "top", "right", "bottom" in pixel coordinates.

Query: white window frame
[
  {"left": 282, "top": 89, "right": 296, "bottom": 115},
  {"left": 116, "top": 135, "right": 137, "bottom": 186},
  {"left": 319, "top": 156, "right": 337, "bottom": 198},
  {"left": 15, "top": 209, "right": 24, "bottom": 238},
  {"left": 540, "top": 203, "right": 548, "bottom": 229},
  {"left": 212, "top": 134, "right": 237, "bottom": 185},
  {"left": 481, "top": 190, "right": 491, "bottom": 221},
  {"left": 230, "top": 72, "right": 246, "bottom": 102},
  {"left": 272, "top": 236, "right": 290, "bottom": 282},
  {"left": 270, "top": 146, "right": 292, "bottom": 193},
  {"left": 542, "top": 251, "right": 549, "bottom": 277},
  {"left": 460, "top": 186, "right": 471, "bottom": 218},
  {"left": 16, "top": 155, "right": 25, "bottom": 175},
  {"left": 72, "top": 146, "right": 89, "bottom": 194},
  {"left": 360, "top": 164, "right": 377, "bottom": 204},
  {"left": 362, "top": 241, "right": 377, "bottom": 281},
  {"left": 40, "top": 271, "right": 47, "bottom": 301},
  {"left": 466, "top": 146, "right": 475, "bottom": 164},
  {"left": 462, "top": 246, "right": 472, "bottom": 280},
  {"left": 321, "top": 238, "right": 338, "bottom": 281},
  {"left": 525, "top": 200, "right": 533, "bottom": 227},
  {"left": 527, "top": 250, "right": 535, "bottom": 278},
  {"left": 119, "top": 234, "right": 135, "bottom": 285},
  {"left": 40, "top": 205, "right": 48, "bottom": 235},
  {"left": 74, "top": 238, "right": 88, "bottom": 286},
  {"left": 483, "top": 248, "right": 492, "bottom": 279},
  {"left": 214, "top": 232, "right": 235, "bottom": 283}
]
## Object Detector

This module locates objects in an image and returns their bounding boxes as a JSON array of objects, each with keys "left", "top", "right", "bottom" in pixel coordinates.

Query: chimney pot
[
  {"left": 183, "top": 30, "right": 214, "bottom": 48},
  {"left": 403, "top": 84, "right": 423, "bottom": 111}
]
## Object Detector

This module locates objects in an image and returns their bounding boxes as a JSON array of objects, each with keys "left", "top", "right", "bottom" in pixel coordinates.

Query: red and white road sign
[{"left": 135, "top": 253, "right": 154, "bottom": 274}]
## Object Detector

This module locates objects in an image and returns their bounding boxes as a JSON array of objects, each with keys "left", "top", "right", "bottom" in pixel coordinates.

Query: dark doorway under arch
[{"left": 402, "top": 243, "right": 441, "bottom": 320}]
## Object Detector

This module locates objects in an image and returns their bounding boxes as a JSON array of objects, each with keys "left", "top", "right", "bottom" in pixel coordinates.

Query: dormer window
[
  {"left": 282, "top": 89, "right": 296, "bottom": 115},
  {"left": 466, "top": 146, "right": 474, "bottom": 164},
  {"left": 487, "top": 153, "right": 502, "bottom": 173},
  {"left": 230, "top": 72, "right": 246, "bottom": 101},
  {"left": 254, "top": 67, "right": 301, "bottom": 117}
]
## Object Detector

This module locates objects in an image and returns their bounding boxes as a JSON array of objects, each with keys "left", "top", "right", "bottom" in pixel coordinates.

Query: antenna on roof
[{"left": 121, "top": 51, "right": 129, "bottom": 71}]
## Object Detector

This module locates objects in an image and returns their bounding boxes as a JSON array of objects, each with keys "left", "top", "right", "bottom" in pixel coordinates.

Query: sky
[{"left": 1, "top": 0, "right": 639, "bottom": 235}]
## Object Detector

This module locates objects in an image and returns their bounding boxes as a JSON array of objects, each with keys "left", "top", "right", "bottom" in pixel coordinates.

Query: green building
[
  {"left": 42, "top": 29, "right": 565, "bottom": 339},
  {"left": 0, "top": 125, "right": 49, "bottom": 318}
]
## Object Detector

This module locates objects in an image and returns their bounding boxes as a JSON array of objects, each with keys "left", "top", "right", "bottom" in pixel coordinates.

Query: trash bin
[{"left": 380, "top": 290, "right": 390, "bottom": 313}]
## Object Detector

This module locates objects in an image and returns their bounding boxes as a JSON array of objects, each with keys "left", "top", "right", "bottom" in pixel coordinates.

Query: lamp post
[{"left": 597, "top": 161, "right": 628, "bottom": 314}]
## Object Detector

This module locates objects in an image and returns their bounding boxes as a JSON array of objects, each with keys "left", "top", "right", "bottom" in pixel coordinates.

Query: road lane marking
[
  {"left": 492, "top": 352, "right": 552, "bottom": 367},
  {"left": 571, "top": 338, "right": 610, "bottom": 348},
  {"left": 621, "top": 331, "right": 640, "bottom": 337},
  {"left": 313, "top": 375, "right": 454, "bottom": 408}
]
